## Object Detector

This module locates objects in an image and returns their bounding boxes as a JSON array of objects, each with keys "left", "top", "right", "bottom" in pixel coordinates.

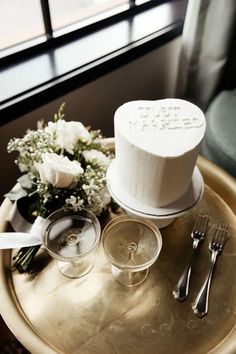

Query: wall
[{"left": 0, "top": 37, "right": 181, "bottom": 202}]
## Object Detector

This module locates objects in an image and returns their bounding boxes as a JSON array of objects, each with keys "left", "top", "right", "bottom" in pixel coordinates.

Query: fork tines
[
  {"left": 211, "top": 222, "right": 229, "bottom": 249},
  {"left": 193, "top": 210, "right": 210, "bottom": 234}
]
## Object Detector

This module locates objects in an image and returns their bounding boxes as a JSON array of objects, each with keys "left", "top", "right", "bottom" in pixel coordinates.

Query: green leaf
[
  {"left": 17, "top": 174, "right": 33, "bottom": 190},
  {"left": 110, "top": 199, "right": 121, "bottom": 213},
  {"left": 4, "top": 187, "right": 28, "bottom": 201}
]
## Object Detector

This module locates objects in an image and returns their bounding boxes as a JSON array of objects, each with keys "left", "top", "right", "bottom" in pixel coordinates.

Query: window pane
[
  {"left": 0, "top": 0, "right": 45, "bottom": 51},
  {"left": 49, "top": 0, "right": 129, "bottom": 31},
  {"left": 136, "top": 0, "right": 152, "bottom": 4}
]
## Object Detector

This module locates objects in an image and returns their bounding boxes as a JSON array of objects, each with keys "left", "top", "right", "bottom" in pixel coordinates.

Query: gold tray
[{"left": 0, "top": 139, "right": 236, "bottom": 354}]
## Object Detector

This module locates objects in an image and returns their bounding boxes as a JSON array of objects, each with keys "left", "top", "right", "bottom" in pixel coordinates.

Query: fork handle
[
  {"left": 173, "top": 248, "right": 197, "bottom": 301},
  {"left": 192, "top": 251, "right": 218, "bottom": 318}
]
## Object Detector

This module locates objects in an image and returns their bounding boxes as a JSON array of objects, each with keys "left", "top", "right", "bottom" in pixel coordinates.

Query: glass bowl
[
  {"left": 43, "top": 207, "right": 101, "bottom": 278},
  {"left": 102, "top": 215, "right": 162, "bottom": 287}
]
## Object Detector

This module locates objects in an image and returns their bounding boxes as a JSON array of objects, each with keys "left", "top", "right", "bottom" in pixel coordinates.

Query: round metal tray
[{"left": 0, "top": 139, "right": 235, "bottom": 354}]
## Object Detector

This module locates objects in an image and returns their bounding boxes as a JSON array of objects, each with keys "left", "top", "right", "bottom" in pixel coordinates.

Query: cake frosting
[{"left": 114, "top": 99, "right": 206, "bottom": 208}]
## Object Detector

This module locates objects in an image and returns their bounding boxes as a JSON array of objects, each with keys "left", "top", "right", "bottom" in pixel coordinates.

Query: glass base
[
  {"left": 57, "top": 255, "right": 94, "bottom": 278},
  {"left": 111, "top": 265, "right": 149, "bottom": 287}
]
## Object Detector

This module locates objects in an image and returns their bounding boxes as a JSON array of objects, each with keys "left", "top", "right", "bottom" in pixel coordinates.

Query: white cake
[{"left": 114, "top": 99, "right": 206, "bottom": 208}]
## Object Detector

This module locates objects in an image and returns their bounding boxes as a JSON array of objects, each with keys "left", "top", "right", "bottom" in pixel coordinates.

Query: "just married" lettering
[{"left": 128, "top": 106, "right": 203, "bottom": 132}]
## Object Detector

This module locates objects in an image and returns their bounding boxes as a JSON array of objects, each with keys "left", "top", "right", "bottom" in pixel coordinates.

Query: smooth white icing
[{"left": 114, "top": 99, "right": 206, "bottom": 207}]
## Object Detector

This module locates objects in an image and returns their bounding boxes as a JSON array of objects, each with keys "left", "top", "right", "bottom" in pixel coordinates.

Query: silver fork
[
  {"left": 173, "top": 211, "right": 209, "bottom": 301},
  {"left": 192, "top": 222, "right": 229, "bottom": 318}
]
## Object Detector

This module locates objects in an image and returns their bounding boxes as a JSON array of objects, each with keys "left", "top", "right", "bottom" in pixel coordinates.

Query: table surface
[{"left": 0, "top": 150, "right": 236, "bottom": 354}]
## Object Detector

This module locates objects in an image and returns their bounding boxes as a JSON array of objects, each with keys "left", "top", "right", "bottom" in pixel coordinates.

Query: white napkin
[{"left": 0, "top": 202, "right": 45, "bottom": 249}]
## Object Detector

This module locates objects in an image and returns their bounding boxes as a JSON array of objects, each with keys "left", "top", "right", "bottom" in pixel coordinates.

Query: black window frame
[
  {"left": 0, "top": 0, "right": 188, "bottom": 126},
  {"left": 0, "top": 0, "right": 168, "bottom": 66}
]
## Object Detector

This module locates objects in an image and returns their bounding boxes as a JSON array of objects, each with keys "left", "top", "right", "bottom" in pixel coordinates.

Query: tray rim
[{"left": 0, "top": 138, "right": 235, "bottom": 354}]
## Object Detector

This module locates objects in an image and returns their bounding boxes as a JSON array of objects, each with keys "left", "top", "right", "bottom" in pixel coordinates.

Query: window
[
  {"left": 0, "top": 0, "right": 45, "bottom": 51},
  {"left": 49, "top": 0, "right": 130, "bottom": 31},
  {"left": 0, "top": 0, "right": 187, "bottom": 126},
  {"left": 0, "top": 0, "right": 153, "bottom": 60}
]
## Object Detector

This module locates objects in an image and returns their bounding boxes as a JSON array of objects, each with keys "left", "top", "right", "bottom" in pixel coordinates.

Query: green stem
[{"left": 13, "top": 245, "right": 41, "bottom": 273}]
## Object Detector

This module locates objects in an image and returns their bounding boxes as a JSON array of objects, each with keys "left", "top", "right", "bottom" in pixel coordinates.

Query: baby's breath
[
  {"left": 8, "top": 129, "right": 54, "bottom": 172},
  {"left": 7, "top": 103, "right": 113, "bottom": 273}
]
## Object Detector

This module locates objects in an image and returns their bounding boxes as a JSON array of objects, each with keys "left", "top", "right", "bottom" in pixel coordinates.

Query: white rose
[
  {"left": 45, "top": 120, "right": 91, "bottom": 154},
  {"left": 82, "top": 149, "right": 110, "bottom": 168},
  {"left": 35, "top": 152, "right": 84, "bottom": 188}
]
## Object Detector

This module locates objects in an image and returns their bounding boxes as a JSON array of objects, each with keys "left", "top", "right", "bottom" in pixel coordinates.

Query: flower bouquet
[{"left": 6, "top": 103, "right": 114, "bottom": 273}]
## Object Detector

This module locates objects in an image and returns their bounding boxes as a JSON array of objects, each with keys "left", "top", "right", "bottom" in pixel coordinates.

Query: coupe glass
[
  {"left": 43, "top": 207, "right": 101, "bottom": 278},
  {"left": 102, "top": 215, "right": 162, "bottom": 287}
]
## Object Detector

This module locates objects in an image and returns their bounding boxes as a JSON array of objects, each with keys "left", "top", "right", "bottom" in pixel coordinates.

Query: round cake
[{"left": 114, "top": 98, "right": 206, "bottom": 208}]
